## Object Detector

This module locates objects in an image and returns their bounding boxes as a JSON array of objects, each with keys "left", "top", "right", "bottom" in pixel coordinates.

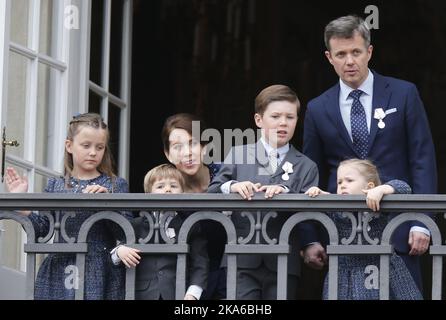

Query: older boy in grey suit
[{"left": 208, "top": 85, "right": 319, "bottom": 299}]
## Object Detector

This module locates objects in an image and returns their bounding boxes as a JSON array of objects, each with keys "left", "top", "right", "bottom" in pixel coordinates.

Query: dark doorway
[{"left": 130, "top": 0, "right": 446, "bottom": 298}]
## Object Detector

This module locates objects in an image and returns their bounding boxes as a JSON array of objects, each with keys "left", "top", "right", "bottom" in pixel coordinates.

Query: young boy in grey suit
[
  {"left": 208, "top": 85, "right": 319, "bottom": 299},
  {"left": 111, "top": 164, "right": 209, "bottom": 300}
]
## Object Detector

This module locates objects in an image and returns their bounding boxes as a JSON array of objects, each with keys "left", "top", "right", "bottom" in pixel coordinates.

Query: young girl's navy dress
[
  {"left": 28, "top": 174, "right": 133, "bottom": 300},
  {"left": 323, "top": 180, "right": 423, "bottom": 300}
]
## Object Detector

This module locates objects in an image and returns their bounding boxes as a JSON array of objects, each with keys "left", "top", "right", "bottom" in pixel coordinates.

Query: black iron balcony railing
[{"left": 0, "top": 193, "right": 445, "bottom": 300}]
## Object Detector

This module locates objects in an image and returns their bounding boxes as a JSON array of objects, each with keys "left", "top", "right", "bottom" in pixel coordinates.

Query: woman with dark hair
[{"left": 161, "top": 113, "right": 226, "bottom": 299}]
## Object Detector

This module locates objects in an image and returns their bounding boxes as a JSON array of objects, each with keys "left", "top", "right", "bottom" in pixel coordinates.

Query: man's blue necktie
[{"left": 349, "top": 89, "right": 369, "bottom": 159}]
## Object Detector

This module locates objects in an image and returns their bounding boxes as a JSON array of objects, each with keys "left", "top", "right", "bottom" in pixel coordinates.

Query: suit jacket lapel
[
  {"left": 369, "top": 72, "right": 392, "bottom": 153},
  {"left": 324, "top": 85, "right": 358, "bottom": 156}
]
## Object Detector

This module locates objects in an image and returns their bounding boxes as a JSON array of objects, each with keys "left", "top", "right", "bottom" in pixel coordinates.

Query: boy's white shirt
[{"left": 220, "top": 137, "right": 291, "bottom": 193}]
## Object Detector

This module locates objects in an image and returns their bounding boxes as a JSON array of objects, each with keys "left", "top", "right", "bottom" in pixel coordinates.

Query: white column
[
  {"left": 0, "top": 0, "right": 11, "bottom": 270},
  {"left": 119, "top": 0, "right": 133, "bottom": 180},
  {"left": 0, "top": 0, "right": 11, "bottom": 157}
]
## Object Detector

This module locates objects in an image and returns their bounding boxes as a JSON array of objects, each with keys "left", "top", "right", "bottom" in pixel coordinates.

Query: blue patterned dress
[
  {"left": 323, "top": 180, "right": 423, "bottom": 300},
  {"left": 28, "top": 174, "right": 134, "bottom": 300}
]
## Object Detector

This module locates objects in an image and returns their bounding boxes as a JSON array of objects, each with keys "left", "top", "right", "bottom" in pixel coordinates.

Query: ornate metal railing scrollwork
[
  {"left": 361, "top": 212, "right": 380, "bottom": 245},
  {"left": 262, "top": 211, "right": 278, "bottom": 245},
  {"left": 158, "top": 211, "right": 177, "bottom": 245},
  {"left": 29, "top": 211, "right": 54, "bottom": 244},
  {"left": 177, "top": 211, "right": 237, "bottom": 299},
  {"left": 76, "top": 211, "right": 136, "bottom": 300},
  {"left": 381, "top": 212, "right": 442, "bottom": 300},
  {"left": 60, "top": 211, "right": 77, "bottom": 244},
  {"left": 137, "top": 211, "right": 154, "bottom": 244},
  {"left": 2, "top": 193, "right": 446, "bottom": 300},
  {"left": 0, "top": 211, "right": 37, "bottom": 300},
  {"left": 278, "top": 212, "right": 339, "bottom": 300},
  {"left": 237, "top": 211, "right": 256, "bottom": 244},
  {"left": 340, "top": 212, "right": 357, "bottom": 245}
]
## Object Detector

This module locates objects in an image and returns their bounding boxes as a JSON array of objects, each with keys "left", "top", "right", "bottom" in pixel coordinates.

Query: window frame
[{"left": 0, "top": 0, "right": 133, "bottom": 272}]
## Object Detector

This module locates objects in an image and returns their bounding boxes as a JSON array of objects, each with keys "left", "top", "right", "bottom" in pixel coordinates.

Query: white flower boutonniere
[{"left": 281, "top": 161, "right": 294, "bottom": 181}]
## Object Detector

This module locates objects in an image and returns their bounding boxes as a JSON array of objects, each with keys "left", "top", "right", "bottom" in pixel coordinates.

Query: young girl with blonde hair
[{"left": 5, "top": 113, "right": 133, "bottom": 299}]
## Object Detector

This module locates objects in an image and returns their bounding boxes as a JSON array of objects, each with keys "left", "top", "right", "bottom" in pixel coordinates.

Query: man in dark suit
[
  {"left": 302, "top": 15, "right": 437, "bottom": 290},
  {"left": 208, "top": 85, "right": 319, "bottom": 299}
]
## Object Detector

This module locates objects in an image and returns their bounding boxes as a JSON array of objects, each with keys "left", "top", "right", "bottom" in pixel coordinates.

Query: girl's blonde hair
[
  {"left": 143, "top": 163, "right": 185, "bottom": 193},
  {"left": 338, "top": 159, "right": 381, "bottom": 186},
  {"left": 64, "top": 113, "right": 115, "bottom": 180}
]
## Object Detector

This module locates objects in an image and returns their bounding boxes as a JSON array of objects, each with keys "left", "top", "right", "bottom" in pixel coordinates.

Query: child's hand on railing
[
  {"left": 230, "top": 181, "right": 262, "bottom": 200},
  {"left": 258, "top": 185, "right": 286, "bottom": 199},
  {"left": 305, "top": 186, "right": 330, "bottom": 197},
  {"left": 363, "top": 184, "right": 395, "bottom": 212},
  {"left": 117, "top": 245, "right": 141, "bottom": 268}
]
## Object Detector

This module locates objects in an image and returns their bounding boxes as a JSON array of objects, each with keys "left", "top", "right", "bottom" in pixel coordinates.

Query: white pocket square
[{"left": 385, "top": 108, "right": 397, "bottom": 115}]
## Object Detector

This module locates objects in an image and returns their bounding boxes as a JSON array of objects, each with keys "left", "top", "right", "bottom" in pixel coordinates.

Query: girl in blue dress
[
  {"left": 5, "top": 113, "right": 133, "bottom": 300},
  {"left": 305, "top": 159, "right": 423, "bottom": 300}
]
